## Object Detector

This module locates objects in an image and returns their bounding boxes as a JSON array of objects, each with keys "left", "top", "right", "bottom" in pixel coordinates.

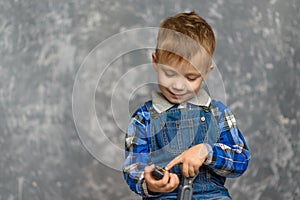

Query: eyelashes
[
  {"left": 164, "top": 71, "right": 176, "bottom": 77},
  {"left": 163, "top": 70, "right": 201, "bottom": 81}
]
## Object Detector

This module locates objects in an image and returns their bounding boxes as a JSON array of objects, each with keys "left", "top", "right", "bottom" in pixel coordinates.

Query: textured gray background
[{"left": 1, "top": 0, "right": 299, "bottom": 199}]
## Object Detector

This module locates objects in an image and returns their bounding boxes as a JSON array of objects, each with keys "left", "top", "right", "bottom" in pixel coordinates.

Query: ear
[
  {"left": 152, "top": 52, "right": 158, "bottom": 72},
  {"left": 203, "top": 63, "right": 214, "bottom": 79}
]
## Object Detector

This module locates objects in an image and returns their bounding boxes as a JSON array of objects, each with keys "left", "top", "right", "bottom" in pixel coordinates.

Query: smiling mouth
[{"left": 169, "top": 91, "right": 186, "bottom": 97}]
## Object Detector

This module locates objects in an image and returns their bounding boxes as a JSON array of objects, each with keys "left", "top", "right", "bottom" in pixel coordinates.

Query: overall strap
[{"left": 205, "top": 102, "right": 221, "bottom": 146}]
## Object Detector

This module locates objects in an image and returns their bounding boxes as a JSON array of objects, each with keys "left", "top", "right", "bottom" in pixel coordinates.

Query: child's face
[{"left": 153, "top": 53, "right": 212, "bottom": 104}]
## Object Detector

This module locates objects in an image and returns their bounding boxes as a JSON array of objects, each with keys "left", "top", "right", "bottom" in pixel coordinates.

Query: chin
[{"left": 166, "top": 96, "right": 188, "bottom": 104}]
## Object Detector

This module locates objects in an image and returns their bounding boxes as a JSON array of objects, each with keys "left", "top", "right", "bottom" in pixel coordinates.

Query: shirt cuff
[
  {"left": 141, "top": 179, "right": 161, "bottom": 197},
  {"left": 204, "top": 143, "right": 214, "bottom": 165}
]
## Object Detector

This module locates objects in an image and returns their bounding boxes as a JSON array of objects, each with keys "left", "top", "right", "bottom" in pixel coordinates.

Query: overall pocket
[{"left": 160, "top": 117, "right": 206, "bottom": 154}]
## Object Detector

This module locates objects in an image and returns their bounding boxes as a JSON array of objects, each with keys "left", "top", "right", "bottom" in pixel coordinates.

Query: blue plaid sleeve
[
  {"left": 122, "top": 105, "right": 152, "bottom": 197},
  {"left": 204, "top": 100, "right": 251, "bottom": 178}
]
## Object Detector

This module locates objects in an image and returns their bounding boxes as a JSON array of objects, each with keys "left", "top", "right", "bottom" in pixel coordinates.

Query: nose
[{"left": 172, "top": 77, "right": 186, "bottom": 91}]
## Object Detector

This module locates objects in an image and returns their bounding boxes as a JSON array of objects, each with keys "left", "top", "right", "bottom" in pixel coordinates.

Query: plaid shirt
[{"left": 123, "top": 90, "right": 251, "bottom": 197}]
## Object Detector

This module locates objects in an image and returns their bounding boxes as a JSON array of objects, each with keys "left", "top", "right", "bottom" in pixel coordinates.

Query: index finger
[{"left": 165, "top": 155, "right": 182, "bottom": 171}]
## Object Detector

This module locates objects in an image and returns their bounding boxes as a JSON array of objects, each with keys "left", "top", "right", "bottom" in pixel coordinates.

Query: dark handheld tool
[{"left": 151, "top": 166, "right": 166, "bottom": 180}]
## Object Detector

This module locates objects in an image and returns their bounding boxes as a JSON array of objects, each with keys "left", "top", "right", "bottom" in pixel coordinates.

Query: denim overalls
[{"left": 144, "top": 101, "right": 231, "bottom": 200}]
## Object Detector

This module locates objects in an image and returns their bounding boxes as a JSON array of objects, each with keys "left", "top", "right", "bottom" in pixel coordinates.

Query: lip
[{"left": 169, "top": 91, "right": 186, "bottom": 98}]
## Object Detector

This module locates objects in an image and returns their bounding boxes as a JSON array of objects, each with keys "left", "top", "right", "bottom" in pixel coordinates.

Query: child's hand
[
  {"left": 165, "top": 144, "right": 208, "bottom": 178},
  {"left": 144, "top": 164, "right": 179, "bottom": 193}
]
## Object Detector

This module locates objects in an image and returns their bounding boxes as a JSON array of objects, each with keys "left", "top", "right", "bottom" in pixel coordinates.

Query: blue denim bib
[{"left": 144, "top": 101, "right": 231, "bottom": 200}]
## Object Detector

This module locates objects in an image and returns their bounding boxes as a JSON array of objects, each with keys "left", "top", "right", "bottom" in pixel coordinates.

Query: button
[{"left": 201, "top": 116, "right": 205, "bottom": 122}]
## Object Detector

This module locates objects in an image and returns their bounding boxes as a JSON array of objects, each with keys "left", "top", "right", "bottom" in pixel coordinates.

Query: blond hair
[{"left": 155, "top": 11, "right": 215, "bottom": 66}]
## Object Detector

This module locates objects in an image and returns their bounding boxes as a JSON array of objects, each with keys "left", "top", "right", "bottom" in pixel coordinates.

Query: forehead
[{"left": 159, "top": 52, "right": 210, "bottom": 75}]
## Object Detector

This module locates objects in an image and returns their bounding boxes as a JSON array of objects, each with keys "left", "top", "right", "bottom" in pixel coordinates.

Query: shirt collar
[{"left": 152, "top": 88, "right": 211, "bottom": 113}]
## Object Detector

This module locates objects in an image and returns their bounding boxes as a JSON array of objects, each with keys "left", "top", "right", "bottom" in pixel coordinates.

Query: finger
[
  {"left": 169, "top": 173, "right": 179, "bottom": 187},
  {"left": 144, "top": 164, "right": 156, "bottom": 181},
  {"left": 193, "top": 166, "right": 199, "bottom": 175},
  {"left": 163, "top": 173, "right": 179, "bottom": 192},
  {"left": 144, "top": 167, "right": 168, "bottom": 192},
  {"left": 144, "top": 164, "right": 155, "bottom": 172},
  {"left": 165, "top": 155, "right": 182, "bottom": 171},
  {"left": 160, "top": 170, "right": 170, "bottom": 185},
  {"left": 148, "top": 170, "right": 170, "bottom": 188},
  {"left": 182, "top": 163, "right": 189, "bottom": 177},
  {"left": 188, "top": 166, "right": 195, "bottom": 178}
]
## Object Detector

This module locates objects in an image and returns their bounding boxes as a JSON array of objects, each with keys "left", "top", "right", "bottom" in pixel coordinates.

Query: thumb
[
  {"left": 144, "top": 164, "right": 155, "bottom": 174},
  {"left": 144, "top": 164, "right": 156, "bottom": 182}
]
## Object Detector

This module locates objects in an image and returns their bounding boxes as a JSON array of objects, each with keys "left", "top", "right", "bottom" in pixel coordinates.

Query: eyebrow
[
  {"left": 160, "top": 65, "right": 202, "bottom": 76},
  {"left": 160, "top": 65, "right": 174, "bottom": 70},
  {"left": 184, "top": 72, "right": 202, "bottom": 77}
]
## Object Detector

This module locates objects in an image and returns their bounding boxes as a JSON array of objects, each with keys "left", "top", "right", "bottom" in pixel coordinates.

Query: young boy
[{"left": 123, "top": 11, "right": 250, "bottom": 199}]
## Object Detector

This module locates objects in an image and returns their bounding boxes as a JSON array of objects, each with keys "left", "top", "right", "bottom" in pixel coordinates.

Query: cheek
[
  {"left": 189, "top": 80, "right": 202, "bottom": 92},
  {"left": 158, "top": 74, "right": 172, "bottom": 87}
]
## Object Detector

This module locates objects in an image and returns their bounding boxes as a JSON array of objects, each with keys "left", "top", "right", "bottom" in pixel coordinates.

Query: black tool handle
[{"left": 151, "top": 166, "right": 165, "bottom": 180}]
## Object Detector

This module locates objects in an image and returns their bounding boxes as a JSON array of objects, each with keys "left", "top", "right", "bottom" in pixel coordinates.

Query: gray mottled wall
[{"left": 1, "top": 0, "right": 299, "bottom": 200}]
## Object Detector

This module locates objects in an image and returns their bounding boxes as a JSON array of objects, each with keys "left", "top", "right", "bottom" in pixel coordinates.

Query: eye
[
  {"left": 164, "top": 70, "right": 176, "bottom": 77},
  {"left": 186, "top": 75, "right": 201, "bottom": 81}
]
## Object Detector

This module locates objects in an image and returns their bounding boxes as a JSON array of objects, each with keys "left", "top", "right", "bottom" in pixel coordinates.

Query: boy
[{"left": 123, "top": 11, "right": 250, "bottom": 199}]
